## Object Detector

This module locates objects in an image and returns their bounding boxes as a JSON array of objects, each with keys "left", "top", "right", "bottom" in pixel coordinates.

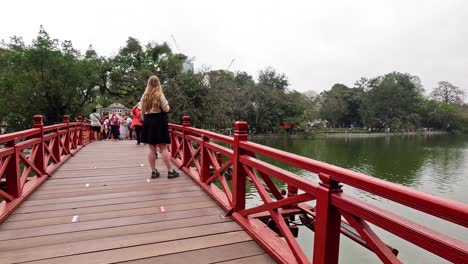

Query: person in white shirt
[
  {"left": 89, "top": 108, "right": 101, "bottom": 140},
  {"left": 126, "top": 116, "right": 133, "bottom": 139}
]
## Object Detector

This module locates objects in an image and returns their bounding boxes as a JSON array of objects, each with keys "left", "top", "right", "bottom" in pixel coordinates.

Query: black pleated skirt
[{"left": 141, "top": 113, "right": 170, "bottom": 144}]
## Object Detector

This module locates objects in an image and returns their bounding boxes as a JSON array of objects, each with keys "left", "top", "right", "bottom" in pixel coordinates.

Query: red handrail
[
  {"left": 0, "top": 115, "right": 93, "bottom": 223},
  {"left": 240, "top": 140, "right": 467, "bottom": 227},
  {"left": 169, "top": 116, "right": 468, "bottom": 264}
]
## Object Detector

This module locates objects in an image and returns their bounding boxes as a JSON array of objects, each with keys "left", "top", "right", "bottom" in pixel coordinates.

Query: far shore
[{"left": 249, "top": 130, "right": 449, "bottom": 138}]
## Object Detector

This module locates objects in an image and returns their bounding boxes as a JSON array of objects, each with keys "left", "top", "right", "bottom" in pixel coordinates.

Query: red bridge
[{"left": 0, "top": 115, "right": 467, "bottom": 263}]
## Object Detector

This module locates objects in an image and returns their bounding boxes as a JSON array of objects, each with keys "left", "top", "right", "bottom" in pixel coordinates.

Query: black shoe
[
  {"left": 151, "top": 170, "right": 160, "bottom": 179},
  {"left": 136, "top": 142, "right": 140, "bottom": 145},
  {"left": 168, "top": 169, "right": 179, "bottom": 179}
]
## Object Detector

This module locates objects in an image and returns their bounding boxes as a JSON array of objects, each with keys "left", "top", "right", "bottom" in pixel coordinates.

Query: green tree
[
  {"left": 258, "top": 67, "right": 289, "bottom": 90},
  {"left": 430, "top": 81, "right": 464, "bottom": 104},
  {"left": 0, "top": 26, "right": 101, "bottom": 129},
  {"left": 360, "top": 72, "right": 424, "bottom": 130},
  {"left": 319, "top": 84, "right": 364, "bottom": 128},
  {"left": 104, "top": 38, "right": 189, "bottom": 110}
]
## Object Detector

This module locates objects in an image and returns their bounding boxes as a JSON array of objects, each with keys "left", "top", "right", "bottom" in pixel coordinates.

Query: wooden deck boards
[{"left": 0, "top": 141, "right": 275, "bottom": 264}]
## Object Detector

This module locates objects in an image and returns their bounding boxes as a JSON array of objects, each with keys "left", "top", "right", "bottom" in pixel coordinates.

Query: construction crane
[
  {"left": 227, "top": 58, "right": 235, "bottom": 71},
  {"left": 170, "top": 34, "right": 195, "bottom": 73},
  {"left": 170, "top": 34, "right": 182, "bottom": 53}
]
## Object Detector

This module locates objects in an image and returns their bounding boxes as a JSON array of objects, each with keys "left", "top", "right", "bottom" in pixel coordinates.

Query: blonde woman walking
[{"left": 140, "top": 75, "right": 179, "bottom": 179}]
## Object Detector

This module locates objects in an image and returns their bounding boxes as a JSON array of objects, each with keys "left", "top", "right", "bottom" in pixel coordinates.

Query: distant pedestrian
[
  {"left": 131, "top": 102, "right": 143, "bottom": 145},
  {"left": 103, "top": 116, "right": 110, "bottom": 140},
  {"left": 140, "top": 75, "right": 179, "bottom": 179},
  {"left": 109, "top": 110, "right": 120, "bottom": 140},
  {"left": 119, "top": 114, "right": 128, "bottom": 140},
  {"left": 89, "top": 108, "right": 101, "bottom": 140},
  {"left": 126, "top": 115, "right": 133, "bottom": 139}
]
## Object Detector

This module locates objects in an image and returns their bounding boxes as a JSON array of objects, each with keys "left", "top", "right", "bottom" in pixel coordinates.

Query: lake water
[{"left": 247, "top": 134, "right": 468, "bottom": 263}]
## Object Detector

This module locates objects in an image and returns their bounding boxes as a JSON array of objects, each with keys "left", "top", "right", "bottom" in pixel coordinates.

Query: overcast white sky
[{"left": 1, "top": 0, "right": 467, "bottom": 93}]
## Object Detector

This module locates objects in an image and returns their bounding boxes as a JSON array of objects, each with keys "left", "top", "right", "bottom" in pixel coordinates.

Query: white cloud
[{"left": 1, "top": 0, "right": 467, "bottom": 93}]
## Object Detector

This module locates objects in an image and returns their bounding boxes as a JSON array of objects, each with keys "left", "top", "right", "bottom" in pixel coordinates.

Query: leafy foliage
[
  {"left": 1, "top": 28, "right": 467, "bottom": 133},
  {"left": 319, "top": 72, "right": 468, "bottom": 132},
  {"left": 319, "top": 84, "right": 364, "bottom": 128},
  {"left": 0, "top": 27, "right": 102, "bottom": 130},
  {"left": 431, "top": 81, "right": 464, "bottom": 104}
]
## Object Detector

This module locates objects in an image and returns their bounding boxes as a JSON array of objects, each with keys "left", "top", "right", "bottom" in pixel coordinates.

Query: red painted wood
[
  {"left": 313, "top": 173, "right": 342, "bottom": 264},
  {"left": 170, "top": 127, "right": 177, "bottom": 156},
  {"left": 205, "top": 160, "right": 232, "bottom": 185},
  {"left": 333, "top": 194, "right": 468, "bottom": 263},
  {"left": 186, "top": 127, "right": 234, "bottom": 144},
  {"left": 239, "top": 194, "right": 312, "bottom": 217},
  {"left": 205, "top": 141, "right": 233, "bottom": 158},
  {"left": 231, "top": 212, "right": 298, "bottom": 264},
  {"left": 240, "top": 141, "right": 467, "bottom": 227},
  {"left": 52, "top": 129, "right": 61, "bottom": 163},
  {"left": 5, "top": 141, "right": 21, "bottom": 198},
  {"left": 182, "top": 116, "right": 191, "bottom": 167},
  {"left": 77, "top": 116, "right": 84, "bottom": 145},
  {"left": 232, "top": 121, "right": 248, "bottom": 212},
  {"left": 0, "top": 114, "right": 90, "bottom": 223},
  {"left": 258, "top": 170, "right": 285, "bottom": 200},
  {"left": 167, "top": 117, "right": 468, "bottom": 264},
  {"left": 63, "top": 115, "right": 71, "bottom": 155},
  {"left": 341, "top": 211, "right": 401, "bottom": 264},
  {"left": 200, "top": 135, "right": 210, "bottom": 183},
  {"left": 33, "top": 115, "right": 46, "bottom": 175},
  {"left": 240, "top": 155, "right": 318, "bottom": 196},
  {"left": 0, "top": 128, "right": 39, "bottom": 142}
]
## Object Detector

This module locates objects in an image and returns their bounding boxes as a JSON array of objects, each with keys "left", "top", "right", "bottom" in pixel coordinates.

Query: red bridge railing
[
  {"left": 169, "top": 116, "right": 468, "bottom": 264},
  {"left": 0, "top": 115, "right": 93, "bottom": 222}
]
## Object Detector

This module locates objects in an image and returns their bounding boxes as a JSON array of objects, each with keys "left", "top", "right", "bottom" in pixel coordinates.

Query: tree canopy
[{"left": 1, "top": 27, "right": 467, "bottom": 133}]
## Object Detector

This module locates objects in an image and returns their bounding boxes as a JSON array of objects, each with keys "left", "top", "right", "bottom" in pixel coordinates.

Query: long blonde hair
[{"left": 141, "top": 75, "right": 163, "bottom": 113}]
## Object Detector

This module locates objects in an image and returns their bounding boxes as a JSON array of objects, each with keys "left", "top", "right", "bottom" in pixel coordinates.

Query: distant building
[
  {"left": 99, "top": 103, "right": 130, "bottom": 116},
  {"left": 182, "top": 61, "right": 194, "bottom": 73},
  {"left": 303, "top": 90, "right": 318, "bottom": 100},
  {"left": 0, "top": 121, "right": 6, "bottom": 134}
]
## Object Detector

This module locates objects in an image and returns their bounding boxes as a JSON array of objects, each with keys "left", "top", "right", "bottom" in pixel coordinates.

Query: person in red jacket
[{"left": 131, "top": 103, "right": 143, "bottom": 145}]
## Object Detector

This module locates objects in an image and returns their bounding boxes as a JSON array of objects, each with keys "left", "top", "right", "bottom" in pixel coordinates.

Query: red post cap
[
  {"left": 33, "top": 115, "right": 43, "bottom": 125},
  {"left": 234, "top": 121, "right": 248, "bottom": 134},
  {"left": 183, "top": 116, "right": 190, "bottom": 125}
]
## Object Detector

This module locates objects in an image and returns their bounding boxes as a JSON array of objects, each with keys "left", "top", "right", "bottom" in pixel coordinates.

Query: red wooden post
[
  {"left": 87, "top": 118, "right": 92, "bottom": 143},
  {"left": 170, "top": 126, "right": 177, "bottom": 158},
  {"left": 200, "top": 134, "right": 210, "bottom": 183},
  {"left": 313, "top": 173, "right": 343, "bottom": 264},
  {"left": 182, "top": 116, "right": 191, "bottom": 167},
  {"left": 53, "top": 126, "right": 61, "bottom": 163},
  {"left": 5, "top": 140, "right": 21, "bottom": 198},
  {"left": 72, "top": 117, "right": 78, "bottom": 149},
  {"left": 232, "top": 121, "right": 248, "bottom": 211},
  {"left": 32, "top": 115, "right": 46, "bottom": 175},
  {"left": 63, "top": 115, "right": 70, "bottom": 154},
  {"left": 77, "top": 116, "right": 84, "bottom": 145}
]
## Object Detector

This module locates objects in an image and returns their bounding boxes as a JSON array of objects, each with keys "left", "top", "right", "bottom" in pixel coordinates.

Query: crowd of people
[
  {"left": 89, "top": 104, "right": 144, "bottom": 144},
  {"left": 89, "top": 75, "right": 179, "bottom": 179}
]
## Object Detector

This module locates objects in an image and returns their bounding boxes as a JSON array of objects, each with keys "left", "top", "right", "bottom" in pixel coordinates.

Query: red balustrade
[
  {"left": 0, "top": 115, "right": 93, "bottom": 223},
  {"left": 169, "top": 116, "right": 468, "bottom": 264}
]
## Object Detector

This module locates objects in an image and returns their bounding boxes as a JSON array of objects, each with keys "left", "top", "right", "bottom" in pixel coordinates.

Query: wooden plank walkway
[{"left": 0, "top": 141, "right": 275, "bottom": 264}]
